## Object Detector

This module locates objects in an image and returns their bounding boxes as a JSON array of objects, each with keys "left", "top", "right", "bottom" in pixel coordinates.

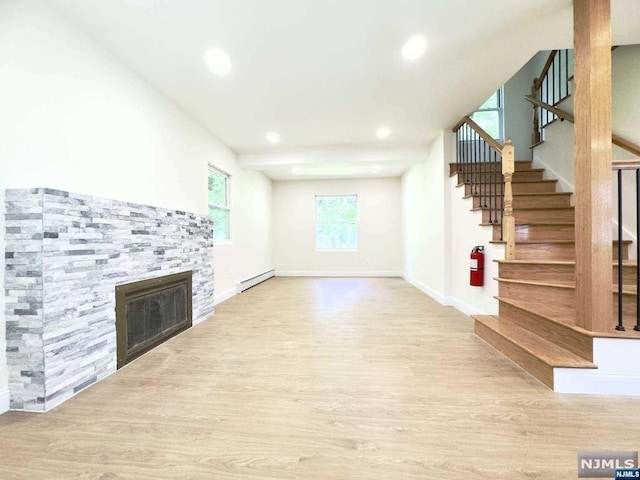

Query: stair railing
[
  {"left": 452, "top": 117, "right": 516, "bottom": 260},
  {"left": 527, "top": 97, "right": 640, "bottom": 332},
  {"left": 613, "top": 161, "right": 640, "bottom": 332},
  {"left": 532, "top": 49, "right": 572, "bottom": 145},
  {"left": 525, "top": 96, "right": 640, "bottom": 159}
]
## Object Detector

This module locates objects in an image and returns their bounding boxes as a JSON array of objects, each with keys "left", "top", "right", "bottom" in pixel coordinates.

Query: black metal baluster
[
  {"left": 493, "top": 150, "right": 498, "bottom": 226},
  {"left": 564, "top": 49, "right": 569, "bottom": 96},
  {"left": 551, "top": 58, "right": 555, "bottom": 107},
  {"left": 464, "top": 124, "right": 468, "bottom": 183},
  {"left": 558, "top": 50, "right": 563, "bottom": 101},
  {"left": 488, "top": 142, "right": 493, "bottom": 224},
  {"left": 456, "top": 129, "right": 460, "bottom": 175},
  {"left": 466, "top": 125, "right": 471, "bottom": 184},
  {"left": 546, "top": 77, "right": 551, "bottom": 126},
  {"left": 636, "top": 169, "right": 640, "bottom": 331},
  {"left": 461, "top": 125, "right": 465, "bottom": 182},
  {"left": 500, "top": 152, "right": 504, "bottom": 241},
  {"left": 616, "top": 169, "right": 625, "bottom": 331},
  {"left": 482, "top": 136, "right": 487, "bottom": 218},
  {"left": 473, "top": 126, "right": 477, "bottom": 196}
]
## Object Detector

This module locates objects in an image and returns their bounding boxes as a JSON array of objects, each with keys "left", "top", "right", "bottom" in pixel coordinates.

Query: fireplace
[
  {"left": 5, "top": 188, "right": 213, "bottom": 411},
  {"left": 115, "top": 271, "right": 193, "bottom": 368}
]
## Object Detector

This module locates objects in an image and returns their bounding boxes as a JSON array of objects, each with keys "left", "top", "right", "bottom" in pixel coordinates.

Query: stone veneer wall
[{"left": 4, "top": 188, "right": 214, "bottom": 411}]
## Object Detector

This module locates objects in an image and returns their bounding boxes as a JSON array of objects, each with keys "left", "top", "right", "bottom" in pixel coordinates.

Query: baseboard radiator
[{"left": 236, "top": 269, "right": 275, "bottom": 293}]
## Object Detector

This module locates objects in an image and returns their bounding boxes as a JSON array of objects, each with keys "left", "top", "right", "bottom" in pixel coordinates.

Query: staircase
[{"left": 450, "top": 160, "right": 640, "bottom": 389}]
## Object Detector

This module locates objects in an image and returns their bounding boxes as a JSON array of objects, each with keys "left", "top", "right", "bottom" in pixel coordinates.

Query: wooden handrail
[
  {"left": 612, "top": 135, "right": 640, "bottom": 158},
  {"left": 534, "top": 50, "right": 558, "bottom": 90},
  {"left": 451, "top": 115, "right": 504, "bottom": 153},
  {"left": 525, "top": 95, "right": 574, "bottom": 122},
  {"left": 612, "top": 160, "right": 640, "bottom": 170},
  {"left": 525, "top": 95, "right": 640, "bottom": 158}
]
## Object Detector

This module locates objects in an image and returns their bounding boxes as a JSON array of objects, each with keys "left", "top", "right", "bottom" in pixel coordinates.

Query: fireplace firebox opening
[{"left": 115, "top": 271, "right": 192, "bottom": 368}]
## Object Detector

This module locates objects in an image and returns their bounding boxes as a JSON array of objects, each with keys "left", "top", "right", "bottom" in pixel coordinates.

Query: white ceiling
[{"left": 47, "top": 0, "right": 640, "bottom": 180}]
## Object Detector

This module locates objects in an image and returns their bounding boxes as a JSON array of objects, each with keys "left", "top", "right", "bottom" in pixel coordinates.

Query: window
[
  {"left": 207, "top": 166, "right": 230, "bottom": 242},
  {"left": 471, "top": 87, "right": 504, "bottom": 140},
  {"left": 315, "top": 195, "right": 358, "bottom": 251}
]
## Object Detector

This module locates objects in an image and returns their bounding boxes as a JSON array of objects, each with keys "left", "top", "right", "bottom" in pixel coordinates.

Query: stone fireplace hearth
[{"left": 4, "top": 188, "right": 214, "bottom": 411}]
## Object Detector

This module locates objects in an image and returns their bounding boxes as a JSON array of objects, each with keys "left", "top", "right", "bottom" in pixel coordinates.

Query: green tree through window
[
  {"left": 471, "top": 88, "right": 504, "bottom": 140},
  {"left": 208, "top": 166, "right": 230, "bottom": 241},
  {"left": 316, "top": 195, "right": 358, "bottom": 250}
]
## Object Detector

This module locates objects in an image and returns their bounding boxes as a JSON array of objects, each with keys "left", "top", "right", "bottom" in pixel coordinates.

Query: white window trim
[
  {"left": 472, "top": 86, "right": 505, "bottom": 141},
  {"left": 208, "top": 165, "right": 232, "bottom": 244},
  {"left": 314, "top": 194, "right": 359, "bottom": 252}
]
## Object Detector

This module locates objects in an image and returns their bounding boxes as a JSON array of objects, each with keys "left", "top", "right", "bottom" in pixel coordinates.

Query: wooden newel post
[
  {"left": 502, "top": 138, "right": 516, "bottom": 260},
  {"left": 531, "top": 80, "right": 541, "bottom": 145}
]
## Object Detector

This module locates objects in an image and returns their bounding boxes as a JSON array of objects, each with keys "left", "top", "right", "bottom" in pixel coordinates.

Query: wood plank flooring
[{"left": 1, "top": 277, "right": 639, "bottom": 479}]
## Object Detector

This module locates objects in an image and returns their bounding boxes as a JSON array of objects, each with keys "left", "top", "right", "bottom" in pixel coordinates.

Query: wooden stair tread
[
  {"left": 495, "top": 276, "right": 637, "bottom": 295},
  {"left": 515, "top": 240, "right": 575, "bottom": 244},
  {"left": 474, "top": 315, "right": 597, "bottom": 369},
  {"left": 471, "top": 206, "right": 574, "bottom": 211},
  {"left": 515, "top": 221, "right": 575, "bottom": 226},
  {"left": 513, "top": 192, "right": 571, "bottom": 197},
  {"left": 459, "top": 179, "right": 557, "bottom": 186},
  {"left": 463, "top": 192, "right": 571, "bottom": 199},
  {"left": 495, "top": 277, "right": 574, "bottom": 289},
  {"left": 512, "top": 206, "right": 573, "bottom": 210},
  {"left": 481, "top": 221, "right": 575, "bottom": 227},
  {"left": 494, "top": 259, "right": 638, "bottom": 267},
  {"left": 471, "top": 206, "right": 574, "bottom": 213},
  {"left": 513, "top": 239, "right": 631, "bottom": 245}
]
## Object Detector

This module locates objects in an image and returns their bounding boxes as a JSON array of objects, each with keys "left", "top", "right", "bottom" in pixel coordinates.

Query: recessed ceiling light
[
  {"left": 204, "top": 48, "right": 231, "bottom": 76},
  {"left": 376, "top": 126, "right": 391, "bottom": 139},
  {"left": 402, "top": 35, "right": 427, "bottom": 61},
  {"left": 266, "top": 131, "right": 280, "bottom": 144},
  {"left": 292, "top": 167, "right": 303, "bottom": 175}
]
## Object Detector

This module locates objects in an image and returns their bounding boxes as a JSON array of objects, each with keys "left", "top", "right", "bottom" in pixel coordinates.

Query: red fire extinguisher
[{"left": 470, "top": 246, "right": 484, "bottom": 287}]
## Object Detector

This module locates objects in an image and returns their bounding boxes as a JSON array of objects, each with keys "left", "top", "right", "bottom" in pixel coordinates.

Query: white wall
[
  {"left": 272, "top": 177, "right": 402, "bottom": 276},
  {"left": 402, "top": 131, "right": 501, "bottom": 315},
  {"left": 401, "top": 133, "right": 447, "bottom": 302},
  {"left": 445, "top": 174, "right": 502, "bottom": 315},
  {"left": 0, "top": 0, "right": 272, "bottom": 408},
  {"left": 504, "top": 59, "right": 535, "bottom": 160}
]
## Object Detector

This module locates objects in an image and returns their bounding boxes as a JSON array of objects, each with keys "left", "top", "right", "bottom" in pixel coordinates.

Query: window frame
[
  {"left": 314, "top": 194, "right": 359, "bottom": 252},
  {"left": 471, "top": 86, "right": 504, "bottom": 141},
  {"left": 207, "top": 165, "right": 231, "bottom": 244}
]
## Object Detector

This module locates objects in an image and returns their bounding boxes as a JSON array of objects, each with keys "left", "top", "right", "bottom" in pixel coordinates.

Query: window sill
[{"left": 315, "top": 249, "right": 359, "bottom": 252}]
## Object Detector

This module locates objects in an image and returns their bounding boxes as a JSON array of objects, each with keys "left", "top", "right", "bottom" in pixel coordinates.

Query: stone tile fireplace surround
[{"left": 4, "top": 188, "right": 214, "bottom": 411}]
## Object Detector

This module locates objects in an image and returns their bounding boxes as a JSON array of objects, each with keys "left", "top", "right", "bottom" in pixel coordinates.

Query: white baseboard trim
[
  {"left": 0, "top": 387, "right": 9, "bottom": 415},
  {"left": 275, "top": 271, "right": 402, "bottom": 278},
  {"left": 554, "top": 370, "right": 640, "bottom": 396},
  {"left": 402, "top": 274, "right": 446, "bottom": 305},
  {"left": 443, "top": 296, "right": 485, "bottom": 317},
  {"left": 554, "top": 337, "right": 640, "bottom": 396},
  {"left": 213, "top": 287, "right": 236, "bottom": 306}
]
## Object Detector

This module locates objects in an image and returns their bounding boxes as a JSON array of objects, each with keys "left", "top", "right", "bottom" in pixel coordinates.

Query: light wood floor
[{"left": 1, "top": 277, "right": 639, "bottom": 479}]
